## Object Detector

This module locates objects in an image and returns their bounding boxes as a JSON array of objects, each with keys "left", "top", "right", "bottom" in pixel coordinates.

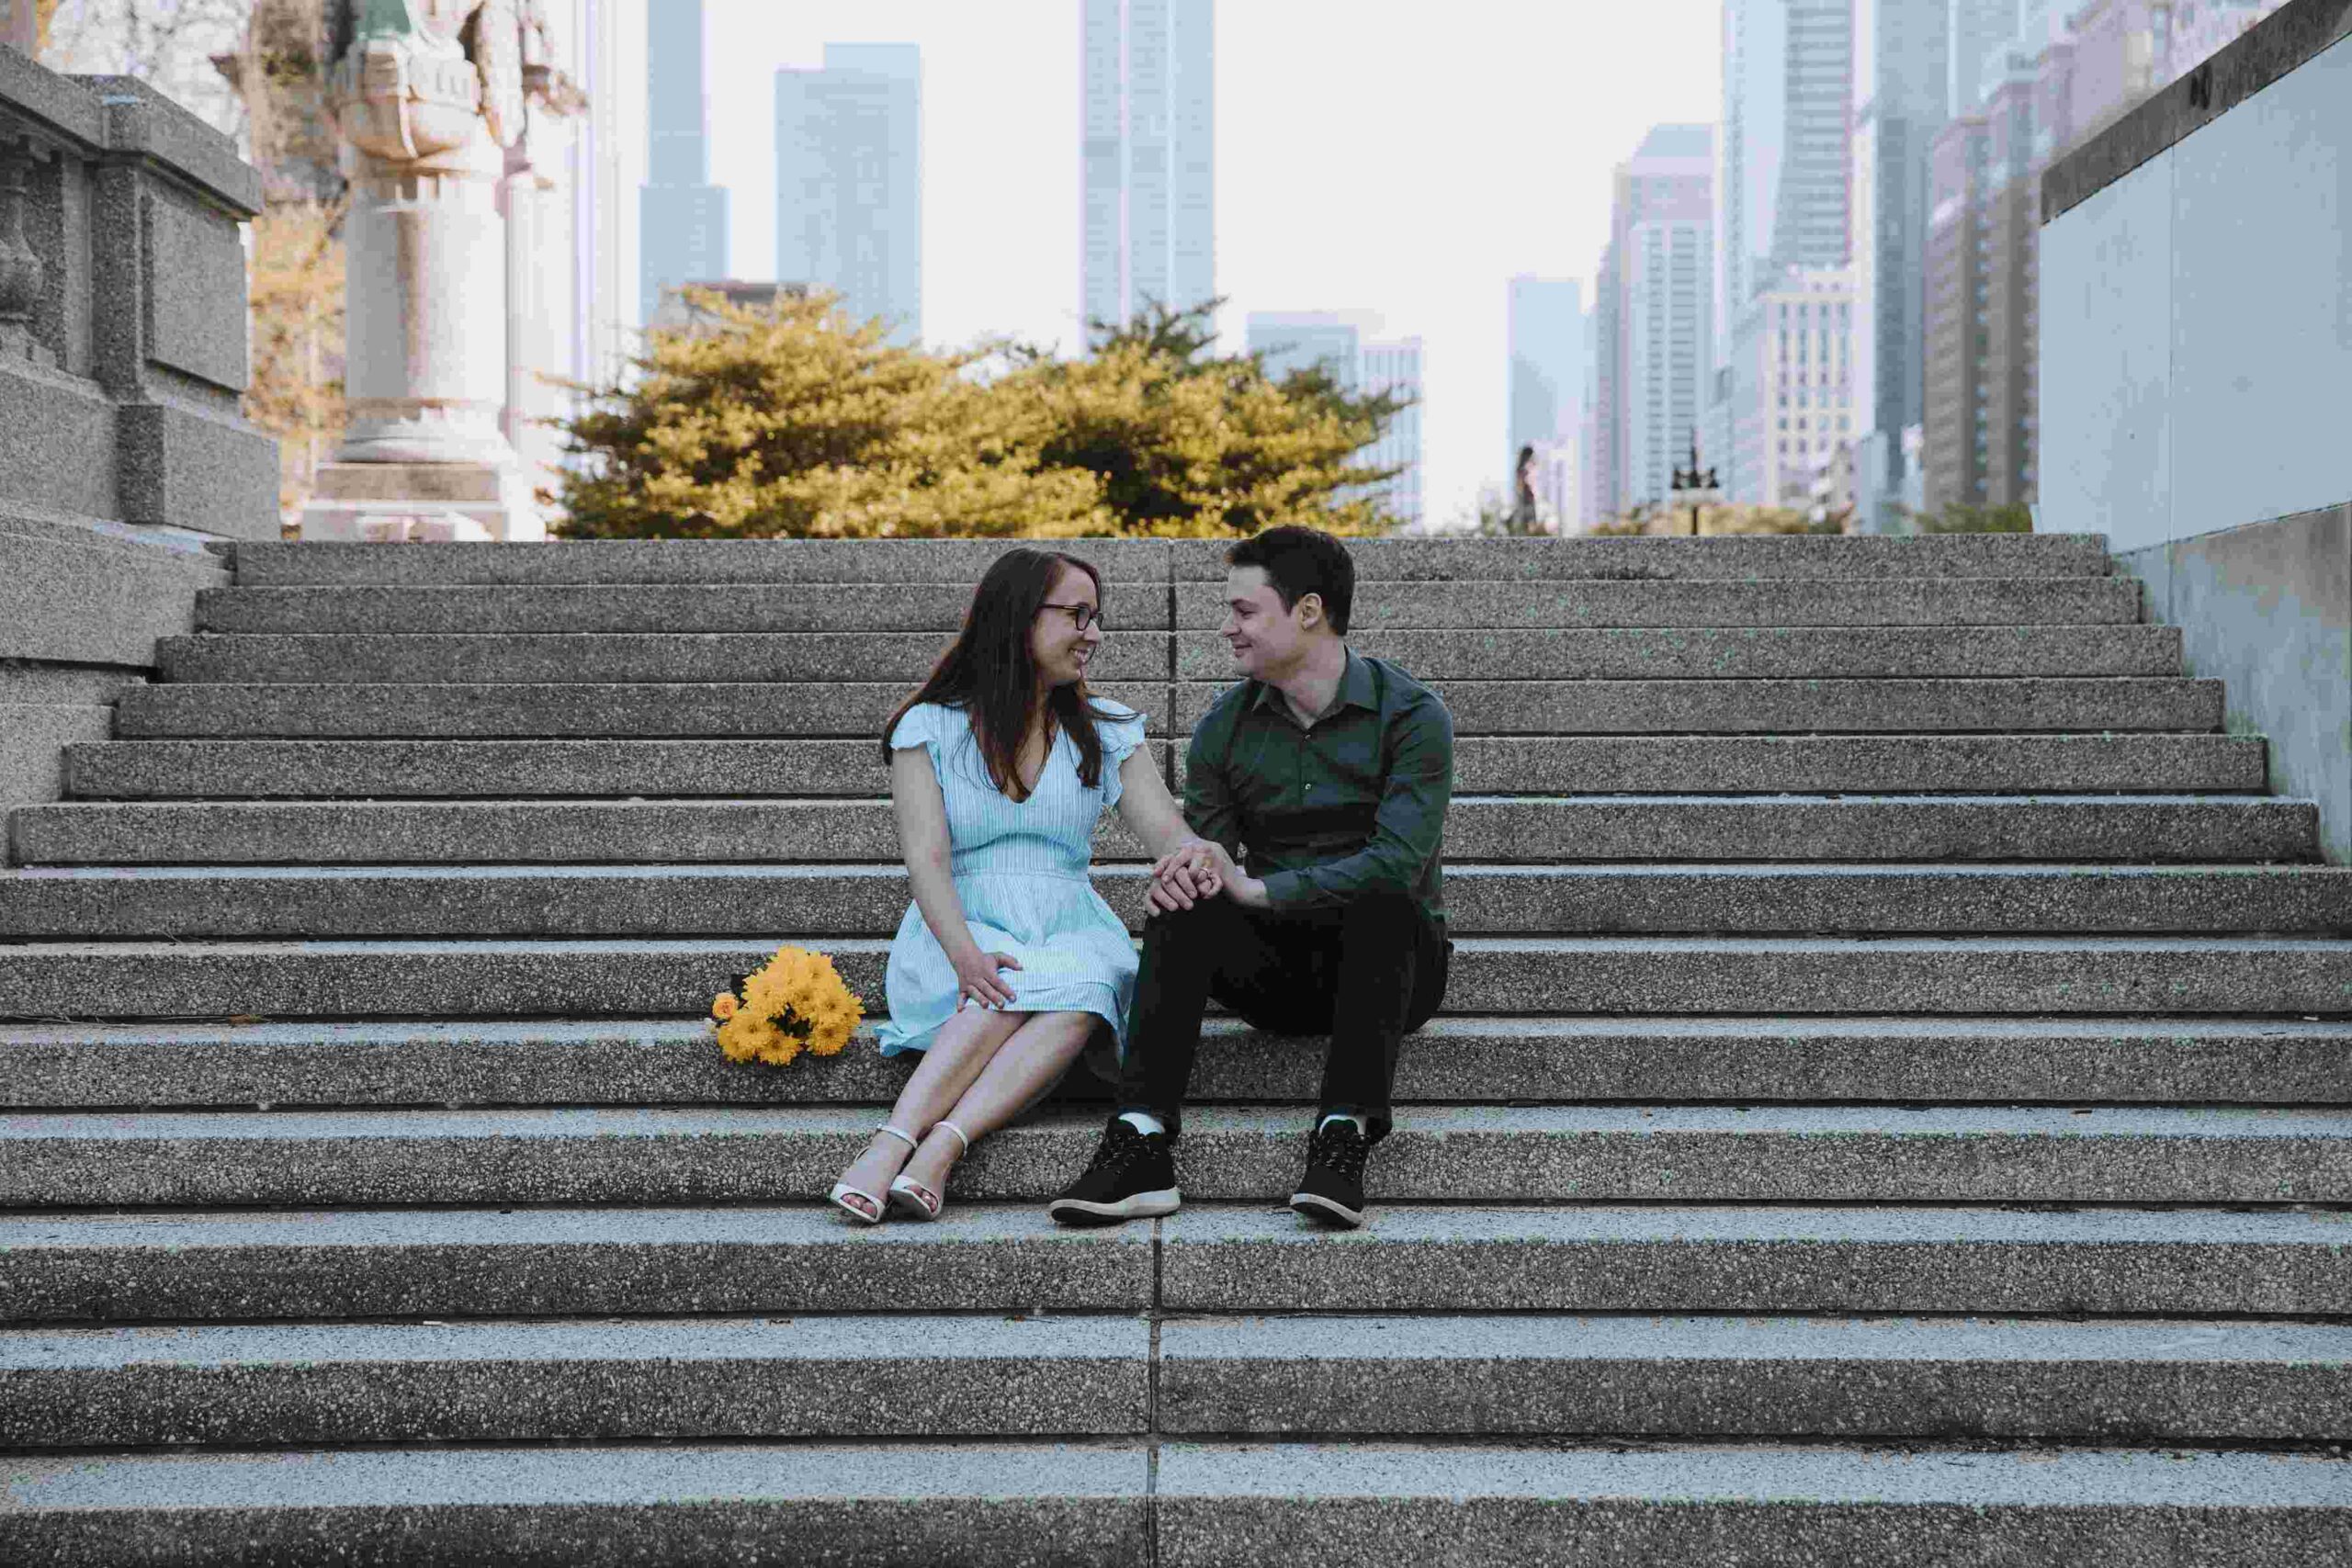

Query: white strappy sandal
[
  {"left": 888, "top": 1120, "right": 969, "bottom": 1222},
  {"left": 830, "top": 1124, "right": 919, "bottom": 1225}
]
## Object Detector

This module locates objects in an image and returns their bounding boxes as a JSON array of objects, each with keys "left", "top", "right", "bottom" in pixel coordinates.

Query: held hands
[
  {"left": 949, "top": 945, "right": 1023, "bottom": 1011},
  {"left": 1146, "top": 838, "right": 1264, "bottom": 913}
]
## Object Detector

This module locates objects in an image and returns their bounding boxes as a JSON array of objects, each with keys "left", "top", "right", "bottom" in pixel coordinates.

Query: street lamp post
[{"left": 1668, "top": 429, "right": 1721, "bottom": 537}]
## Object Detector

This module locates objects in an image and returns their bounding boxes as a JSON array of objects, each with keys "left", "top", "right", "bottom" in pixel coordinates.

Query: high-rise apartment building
[
  {"left": 639, "top": 0, "right": 729, "bottom": 324},
  {"left": 1920, "top": 0, "right": 2279, "bottom": 513},
  {"left": 1725, "top": 265, "right": 1858, "bottom": 511},
  {"left": 776, "top": 44, "right": 922, "bottom": 345},
  {"left": 1360, "top": 338, "right": 1426, "bottom": 530},
  {"left": 1082, "top": 0, "right": 1215, "bottom": 339},
  {"left": 1713, "top": 0, "right": 1854, "bottom": 503},
  {"left": 1593, "top": 125, "right": 1714, "bottom": 521},
  {"left": 1507, "top": 277, "right": 1587, "bottom": 479},
  {"left": 1245, "top": 314, "right": 1424, "bottom": 529}
]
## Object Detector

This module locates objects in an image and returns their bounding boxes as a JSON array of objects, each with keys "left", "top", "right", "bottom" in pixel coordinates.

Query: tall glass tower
[
  {"left": 639, "top": 0, "right": 730, "bottom": 324},
  {"left": 1081, "top": 0, "right": 1215, "bottom": 341},
  {"left": 776, "top": 44, "right": 923, "bottom": 345}
]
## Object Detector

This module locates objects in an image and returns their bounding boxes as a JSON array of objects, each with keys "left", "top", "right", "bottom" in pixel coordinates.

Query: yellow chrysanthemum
[{"left": 707, "top": 945, "right": 865, "bottom": 1068}]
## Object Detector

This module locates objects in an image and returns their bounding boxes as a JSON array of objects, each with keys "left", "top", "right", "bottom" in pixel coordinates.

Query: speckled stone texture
[
  {"left": 1164, "top": 534, "right": 2115, "bottom": 582},
  {"left": 1178, "top": 626, "right": 2185, "bottom": 680},
  {"left": 6, "top": 1105, "right": 2346, "bottom": 1208},
  {"left": 8, "top": 1016, "right": 2349, "bottom": 1110},
  {"left": 199, "top": 581, "right": 1183, "bottom": 634},
  {"left": 0, "top": 1315, "right": 1150, "bottom": 1447},
  {"left": 0, "top": 1445, "right": 1150, "bottom": 1568},
  {"left": 0, "top": 1207, "right": 1154, "bottom": 1322},
  {"left": 1177, "top": 574, "right": 2144, "bottom": 628},
  {"left": 1152, "top": 1314, "right": 2352, "bottom": 1439},
  {"left": 1153, "top": 1445, "right": 2352, "bottom": 1568},
  {"left": 229, "top": 537, "right": 1179, "bottom": 586},
  {"left": 10, "top": 862, "right": 2352, "bottom": 940},
  {"left": 59, "top": 731, "right": 2270, "bottom": 799},
  {"left": 10, "top": 793, "right": 2324, "bottom": 868},
  {"left": 159, "top": 631, "right": 1175, "bottom": 685},
  {"left": 8, "top": 933, "right": 2352, "bottom": 1021},
  {"left": 112, "top": 681, "right": 1176, "bottom": 739}
]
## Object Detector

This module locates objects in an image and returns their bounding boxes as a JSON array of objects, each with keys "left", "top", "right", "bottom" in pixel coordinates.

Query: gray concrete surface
[
  {"left": 5, "top": 1103, "right": 2344, "bottom": 1207},
  {"left": 10, "top": 1014, "right": 2348, "bottom": 1110}
]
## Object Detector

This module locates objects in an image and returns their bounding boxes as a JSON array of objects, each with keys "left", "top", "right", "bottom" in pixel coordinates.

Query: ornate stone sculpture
[{"left": 307, "top": 0, "right": 577, "bottom": 540}]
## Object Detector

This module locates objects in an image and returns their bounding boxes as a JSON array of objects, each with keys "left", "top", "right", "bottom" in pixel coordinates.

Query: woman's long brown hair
[{"left": 881, "top": 548, "right": 1120, "bottom": 801}]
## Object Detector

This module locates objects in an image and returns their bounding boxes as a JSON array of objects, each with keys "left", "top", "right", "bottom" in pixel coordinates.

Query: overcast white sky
[{"left": 697, "top": 0, "right": 1723, "bottom": 525}]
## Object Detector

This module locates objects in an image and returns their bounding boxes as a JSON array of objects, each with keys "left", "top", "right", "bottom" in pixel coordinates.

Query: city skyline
[
  {"left": 776, "top": 43, "right": 924, "bottom": 344},
  {"left": 1082, "top": 0, "right": 1216, "bottom": 339},
  {"left": 664, "top": 0, "right": 1724, "bottom": 528}
]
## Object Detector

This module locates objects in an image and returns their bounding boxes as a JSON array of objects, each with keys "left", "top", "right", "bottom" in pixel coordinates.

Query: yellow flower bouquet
[{"left": 710, "top": 946, "right": 865, "bottom": 1066}]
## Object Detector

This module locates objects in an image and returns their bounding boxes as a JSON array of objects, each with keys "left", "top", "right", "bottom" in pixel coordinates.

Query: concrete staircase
[{"left": 3, "top": 534, "right": 2346, "bottom": 1565}]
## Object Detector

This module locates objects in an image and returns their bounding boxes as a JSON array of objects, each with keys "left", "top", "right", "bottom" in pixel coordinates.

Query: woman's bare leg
[
  {"left": 899, "top": 1010, "right": 1100, "bottom": 1198},
  {"left": 833, "top": 1005, "right": 1023, "bottom": 1218}
]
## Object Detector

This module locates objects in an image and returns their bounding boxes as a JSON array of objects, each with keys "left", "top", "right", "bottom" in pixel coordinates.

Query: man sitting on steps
[{"left": 1048, "top": 525, "right": 1456, "bottom": 1230}]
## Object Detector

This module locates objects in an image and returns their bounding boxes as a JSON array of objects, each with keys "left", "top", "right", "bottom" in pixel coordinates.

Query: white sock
[
  {"left": 1118, "top": 1111, "right": 1167, "bottom": 1137},
  {"left": 1318, "top": 1112, "right": 1367, "bottom": 1137}
]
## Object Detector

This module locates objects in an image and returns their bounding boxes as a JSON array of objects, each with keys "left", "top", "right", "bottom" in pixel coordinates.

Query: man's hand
[{"left": 1145, "top": 838, "right": 1224, "bottom": 914}]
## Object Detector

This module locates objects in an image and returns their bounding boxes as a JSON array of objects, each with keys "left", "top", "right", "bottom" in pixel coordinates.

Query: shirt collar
[{"left": 1249, "top": 646, "right": 1375, "bottom": 721}]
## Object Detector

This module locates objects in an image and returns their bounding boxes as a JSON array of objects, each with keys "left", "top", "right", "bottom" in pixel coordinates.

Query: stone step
[
  {"left": 0, "top": 1314, "right": 1151, "bottom": 1448},
  {"left": 0, "top": 1443, "right": 1155, "bottom": 1567},
  {"left": 7, "top": 934, "right": 2352, "bottom": 1020},
  {"left": 195, "top": 573, "right": 2143, "bottom": 634},
  {"left": 1172, "top": 626, "right": 2182, "bottom": 680},
  {"left": 4, "top": 1205, "right": 2341, "bottom": 1323},
  {"left": 153, "top": 626, "right": 2186, "bottom": 685},
  {"left": 1170, "top": 678, "right": 2223, "bottom": 737},
  {"left": 9, "top": 863, "right": 2348, "bottom": 940},
  {"left": 109, "top": 677, "right": 2224, "bottom": 739},
  {"left": 12, "top": 793, "right": 2318, "bottom": 867},
  {"left": 6, "top": 1104, "right": 2343, "bottom": 1207},
  {"left": 60, "top": 732, "right": 2271, "bottom": 799},
  {"left": 225, "top": 534, "right": 2117, "bottom": 588},
  {"left": 8, "top": 1443, "right": 2345, "bottom": 1568},
  {"left": 1, "top": 1313, "right": 2339, "bottom": 1448},
  {"left": 10, "top": 1016, "right": 2346, "bottom": 1111},
  {"left": 1151, "top": 1314, "right": 2352, "bottom": 1441}
]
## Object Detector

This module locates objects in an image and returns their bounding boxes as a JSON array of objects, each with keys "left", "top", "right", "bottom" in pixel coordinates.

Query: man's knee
[{"left": 1140, "top": 894, "right": 1236, "bottom": 953}]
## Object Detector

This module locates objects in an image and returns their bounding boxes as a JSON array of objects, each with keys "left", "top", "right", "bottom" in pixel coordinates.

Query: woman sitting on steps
[{"left": 829, "top": 547, "right": 1218, "bottom": 1223}]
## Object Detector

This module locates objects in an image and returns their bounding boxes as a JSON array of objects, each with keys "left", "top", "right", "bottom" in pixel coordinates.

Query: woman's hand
[
  {"left": 949, "top": 944, "right": 1023, "bottom": 1010},
  {"left": 1146, "top": 838, "right": 1225, "bottom": 914}
]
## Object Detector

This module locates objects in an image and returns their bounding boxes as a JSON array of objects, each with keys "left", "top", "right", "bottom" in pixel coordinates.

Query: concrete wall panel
[
  {"left": 2167, "top": 39, "right": 2352, "bottom": 541},
  {"left": 2040, "top": 154, "right": 2175, "bottom": 554}
]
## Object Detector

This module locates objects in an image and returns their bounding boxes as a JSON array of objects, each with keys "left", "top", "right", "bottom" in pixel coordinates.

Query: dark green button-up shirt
[{"left": 1182, "top": 647, "right": 1453, "bottom": 931}]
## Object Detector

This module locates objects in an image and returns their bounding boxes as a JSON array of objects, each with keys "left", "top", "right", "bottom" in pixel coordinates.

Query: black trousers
[{"left": 1114, "top": 888, "right": 1451, "bottom": 1143}]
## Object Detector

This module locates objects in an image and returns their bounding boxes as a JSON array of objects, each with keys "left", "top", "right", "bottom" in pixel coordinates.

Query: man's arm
[
  {"left": 1181, "top": 717, "right": 1245, "bottom": 857},
  {"left": 1257, "top": 694, "right": 1453, "bottom": 909}
]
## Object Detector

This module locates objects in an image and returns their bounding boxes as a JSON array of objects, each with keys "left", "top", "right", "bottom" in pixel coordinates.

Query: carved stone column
[{"left": 303, "top": 0, "right": 541, "bottom": 541}]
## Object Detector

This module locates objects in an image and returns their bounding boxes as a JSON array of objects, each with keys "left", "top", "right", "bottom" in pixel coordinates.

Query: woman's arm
[
  {"left": 891, "top": 746, "right": 1018, "bottom": 1009},
  {"left": 1113, "top": 746, "right": 1204, "bottom": 859}
]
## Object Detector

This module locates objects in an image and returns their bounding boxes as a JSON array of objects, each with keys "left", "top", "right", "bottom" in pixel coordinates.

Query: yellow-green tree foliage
[{"left": 556, "top": 294, "right": 1409, "bottom": 539}]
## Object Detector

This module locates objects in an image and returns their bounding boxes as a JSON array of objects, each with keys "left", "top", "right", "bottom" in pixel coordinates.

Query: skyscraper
[
  {"left": 1507, "top": 276, "right": 1587, "bottom": 479},
  {"left": 1849, "top": 0, "right": 1983, "bottom": 529},
  {"left": 1713, "top": 0, "right": 1855, "bottom": 502},
  {"left": 1082, "top": 0, "right": 1215, "bottom": 340},
  {"left": 639, "top": 0, "right": 729, "bottom": 324},
  {"left": 1594, "top": 125, "right": 1714, "bottom": 521},
  {"left": 776, "top": 44, "right": 923, "bottom": 344},
  {"left": 1360, "top": 338, "right": 1426, "bottom": 530},
  {"left": 1245, "top": 314, "right": 1424, "bottom": 529}
]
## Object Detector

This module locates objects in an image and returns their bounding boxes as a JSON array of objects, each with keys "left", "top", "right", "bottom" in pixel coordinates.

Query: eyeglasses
[{"left": 1037, "top": 603, "right": 1106, "bottom": 631}]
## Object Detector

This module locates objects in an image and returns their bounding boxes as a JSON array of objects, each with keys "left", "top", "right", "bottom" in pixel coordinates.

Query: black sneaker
[
  {"left": 1046, "top": 1118, "right": 1181, "bottom": 1226},
  {"left": 1290, "top": 1118, "right": 1371, "bottom": 1228}
]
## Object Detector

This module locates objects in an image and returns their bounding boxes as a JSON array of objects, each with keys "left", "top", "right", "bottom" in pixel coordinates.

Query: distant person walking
[{"left": 1506, "top": 444, "right": 1541, "bottom": 535}]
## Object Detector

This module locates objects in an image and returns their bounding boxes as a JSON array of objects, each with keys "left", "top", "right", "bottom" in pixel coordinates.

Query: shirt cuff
[{"left": 1258, "top": 869, "right": 1312, "bottom": 908}]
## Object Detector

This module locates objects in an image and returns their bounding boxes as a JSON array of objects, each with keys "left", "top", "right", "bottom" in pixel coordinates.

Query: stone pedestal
[{"left": 300, "top": 458, "right": 541, "bottom": 542}]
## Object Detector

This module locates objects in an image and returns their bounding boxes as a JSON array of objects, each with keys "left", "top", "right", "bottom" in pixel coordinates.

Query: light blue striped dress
[{"left": 875, "top": 699, "right": 1148, "bottom": 1062}]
